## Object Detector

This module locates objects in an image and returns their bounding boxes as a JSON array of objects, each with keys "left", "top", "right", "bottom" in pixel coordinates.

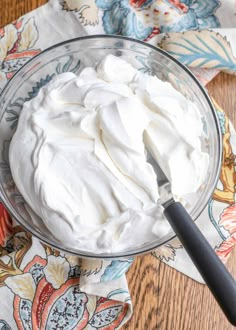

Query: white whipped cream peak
[{"left": 9, "top": 54, "right": 208, "bottom": 253}]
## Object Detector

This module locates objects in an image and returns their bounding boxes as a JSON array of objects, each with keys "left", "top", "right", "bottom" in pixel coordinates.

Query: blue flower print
[
  {"left": 160, "top": 0, "right": 221, "bottom": 32},
  {"left": 96, "top": 0, "right": 154, "bottom": 39},
  {"left": 101, "top": 259, "right": 133, "bottom": 282},
  {"left": 96, "top": 0, "right": 221, "bottom": 40}
]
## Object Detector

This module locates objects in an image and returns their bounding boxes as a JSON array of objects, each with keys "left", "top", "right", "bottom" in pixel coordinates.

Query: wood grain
[
  {"left": 125, "top": 251, "right": 236, "bottom": 330},
  {"left": 0, "top": 0, "right": 47, "bottom": 27},
  {"left": 0, "top": 1, "right": 236, "bottom": 329}
]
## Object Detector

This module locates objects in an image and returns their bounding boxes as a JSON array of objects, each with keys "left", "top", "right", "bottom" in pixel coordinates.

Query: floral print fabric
[{"left": 0, "top": 0, "right": 236, "bottom": 328}]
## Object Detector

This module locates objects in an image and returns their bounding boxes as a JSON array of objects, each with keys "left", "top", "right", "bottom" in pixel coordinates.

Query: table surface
[{"left": 1, "top": 1, "right": 236, "bottom": 329}]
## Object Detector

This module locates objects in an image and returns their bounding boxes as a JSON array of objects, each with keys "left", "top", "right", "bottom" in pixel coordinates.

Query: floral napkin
[{"left": 0, "top": 0, "right": 236, "bottom": 329}]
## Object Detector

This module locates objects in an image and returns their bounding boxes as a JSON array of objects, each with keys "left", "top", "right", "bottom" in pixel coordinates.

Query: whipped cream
[{"left": 9, "top": 55, "right": 209, "bottom": 253}]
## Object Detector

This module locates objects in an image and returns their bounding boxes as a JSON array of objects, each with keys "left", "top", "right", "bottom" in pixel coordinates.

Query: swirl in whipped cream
[{"left": 9, "top": 55, "right": 209, "bottom": 253}]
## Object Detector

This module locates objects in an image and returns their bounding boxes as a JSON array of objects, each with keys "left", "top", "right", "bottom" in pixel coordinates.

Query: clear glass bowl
[{"left": 0, "top": 36, "right": 222, "bottom": 258}]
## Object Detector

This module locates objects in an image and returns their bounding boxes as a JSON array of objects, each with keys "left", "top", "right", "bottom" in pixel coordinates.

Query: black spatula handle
[{"left": 164, "top": 201, "right": 236, "bottom": 325}]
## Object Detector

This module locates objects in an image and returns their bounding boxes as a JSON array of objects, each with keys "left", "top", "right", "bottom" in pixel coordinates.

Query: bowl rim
[{"left": 0, "top": 34, "right": 222, "bottom": 259}]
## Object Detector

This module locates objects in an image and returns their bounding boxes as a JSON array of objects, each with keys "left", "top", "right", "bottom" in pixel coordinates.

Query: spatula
[{"left": 146, "top": 149, "right": 236, "bottom": 325}]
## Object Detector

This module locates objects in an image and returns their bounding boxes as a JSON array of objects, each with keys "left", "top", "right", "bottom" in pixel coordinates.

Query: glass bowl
[{"left": 0, "top": 35, "right": 222, "bottom": 259}]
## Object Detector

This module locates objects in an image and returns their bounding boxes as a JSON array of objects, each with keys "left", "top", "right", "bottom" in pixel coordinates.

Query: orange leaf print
[
  {"left": 212, "top": 100, "right": 236, "bottom": 204},
  {"left": 42, "top": 244, "right": 60, "bottom": 257},
  {"left": 0, "top": 258, "right": 22, "bottom": 287}
]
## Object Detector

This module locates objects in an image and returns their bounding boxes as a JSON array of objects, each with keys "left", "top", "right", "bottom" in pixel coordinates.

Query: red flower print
[
  {"left": 215, "top": 204, "right": 236, "bottom": 263},
  {"left": 0, "top": 203, "right": 12, "bottom": 247},
  {"left": 130, "top": 0, "right": 148, "bottom": 7},
  {"left": 9, "top": 255, "right": 130, "bottom": 329},
  {"left": 168, "top": 0, "right": 189, "bottom": 13},
  {"left": 0, "top": 17, "right": 40, "bottom": 83},
  {"left": 216, "top": 236, "right": 236, "bottom": 263},
  {"left": 129, "top": 0, "right": 155, "bottom": 9}
]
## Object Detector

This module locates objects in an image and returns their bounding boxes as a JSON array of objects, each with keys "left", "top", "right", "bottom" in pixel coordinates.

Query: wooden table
[{"left": 1, "top": 1, "right": 236, "bottom": 329}]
